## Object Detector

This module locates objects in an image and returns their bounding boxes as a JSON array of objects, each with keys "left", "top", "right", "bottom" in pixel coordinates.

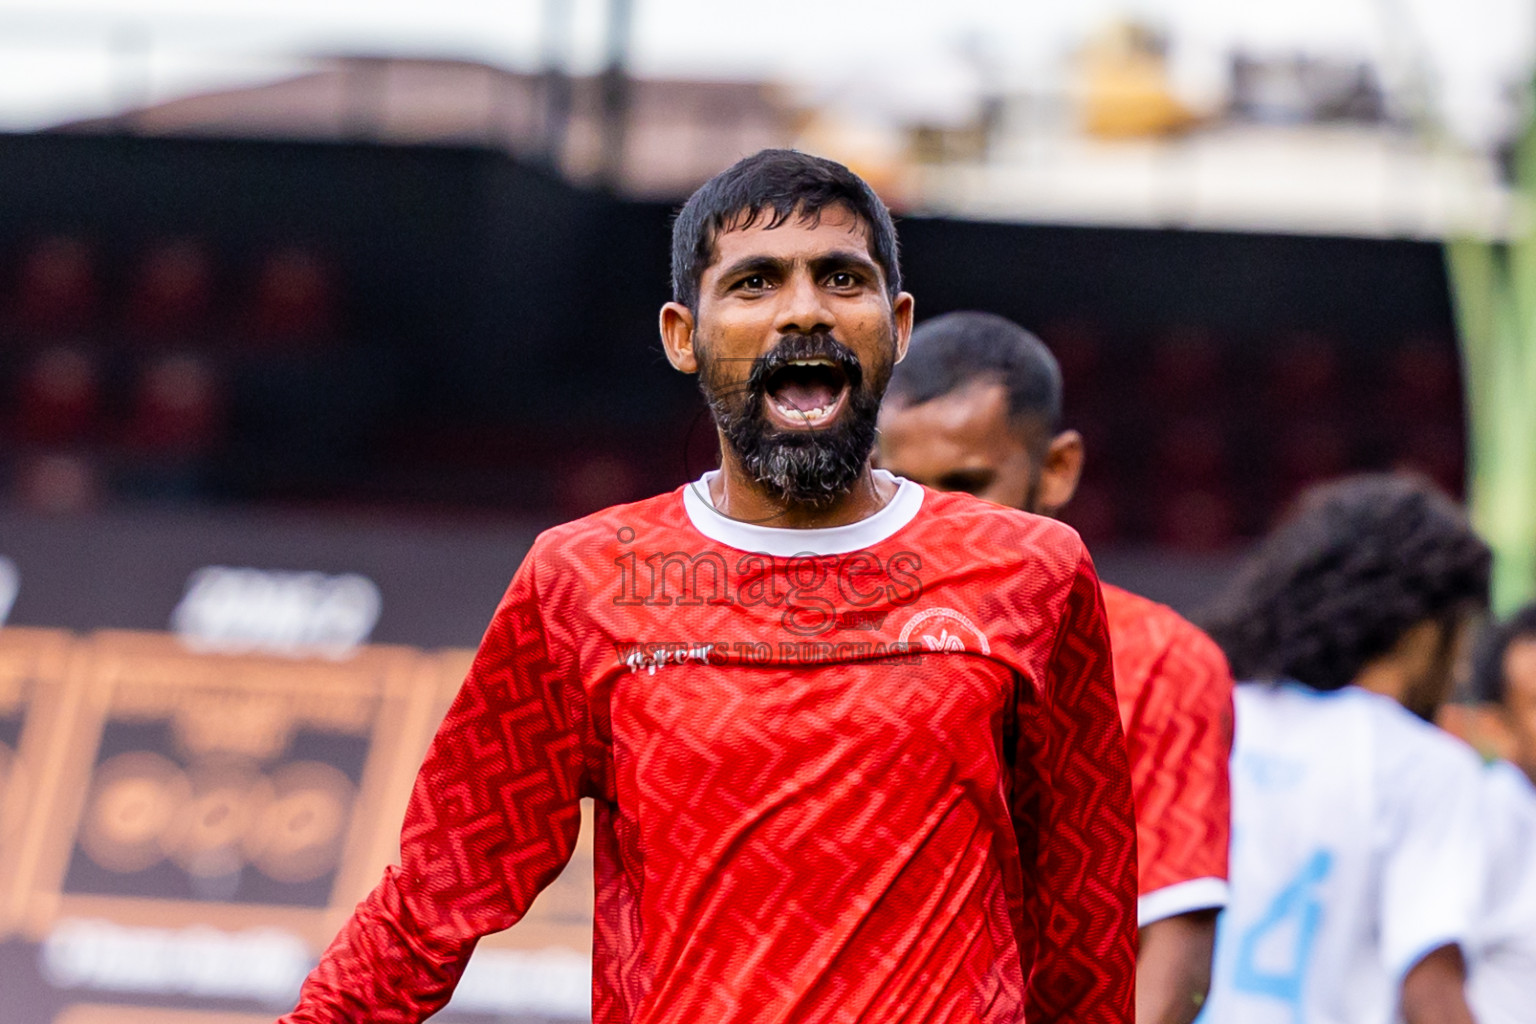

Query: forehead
[
  {"left": 706, "top": 204, "right": 875, "bottom": 273},
  {"left": 880, "top": 381, "right": 1028, "bottom": 456}
]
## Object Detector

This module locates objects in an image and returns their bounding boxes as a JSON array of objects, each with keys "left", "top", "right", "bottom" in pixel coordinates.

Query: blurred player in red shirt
[
  {"left": 878, "top": 311, "right": 1234, "bottom": 1024},
  {"left": 279, "top": 152, "right": 1136, "bottom": 1023}
]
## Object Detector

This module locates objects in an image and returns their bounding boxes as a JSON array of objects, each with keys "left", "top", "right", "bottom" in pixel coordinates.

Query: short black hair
[
  {"left": 1199, "top": 473, "right": 1491, "bottom": 691},
  {"left": 1471, "top": 603, "right": 1536, "bottom": 704},
  {"left": 885, "top": 311, "right": 1063, "bottom": 437},
  {"left": 670, "top": 149, "right": 901, "bottom": 310}
]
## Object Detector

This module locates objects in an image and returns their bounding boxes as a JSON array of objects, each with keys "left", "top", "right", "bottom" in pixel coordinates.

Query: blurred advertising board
[
  {"left": 0, "top": 631, "right": 593, "bottom": 1024},
  {"left": 0, "top": 509, "right": 540, "bottom": 651}
]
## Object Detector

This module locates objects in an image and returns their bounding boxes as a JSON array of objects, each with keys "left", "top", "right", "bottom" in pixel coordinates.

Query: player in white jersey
[
  {"left": 1464, "top": 605, "right": 1536, "bottom": 1024},
  {"left": 1199, "top": 474, "right": 1492, "bottom": 1024},
  {"left": 1216, "top": 685, "right": 1487, "bottom": 1024}
]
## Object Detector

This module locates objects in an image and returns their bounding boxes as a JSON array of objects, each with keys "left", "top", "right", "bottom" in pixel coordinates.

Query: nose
[{"left": 773, "top": 267, "right": 834, "bottom": 336}]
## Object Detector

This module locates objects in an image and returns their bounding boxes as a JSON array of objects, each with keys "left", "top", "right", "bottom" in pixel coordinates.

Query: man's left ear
[
  {"left": 1036, "top": 430, "right": 1085, "bottom": 517},
  {"left": 892, "top": 292, "right": 915, "bottom": 364},
  {"left": 659, "top": 302, "right": 698, "bottom": 374}
]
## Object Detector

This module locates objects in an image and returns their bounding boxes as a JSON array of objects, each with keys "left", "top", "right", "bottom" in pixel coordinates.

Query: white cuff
[{"left": 1138, "top": 877, "right": 1229, "bottom": 927}]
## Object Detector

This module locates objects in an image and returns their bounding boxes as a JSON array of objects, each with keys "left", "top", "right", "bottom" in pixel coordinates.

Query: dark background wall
[{"left": 0, "top": 131, "right": 1464, "bottom": 548}]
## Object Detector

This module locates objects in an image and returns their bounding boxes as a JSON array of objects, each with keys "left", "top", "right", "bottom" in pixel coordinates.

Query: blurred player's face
[
  {"left": 1502, "top": 639, "right": 1536, "bottom": 781},
  {"left": 660, "top": 205, "right": 914, "bottom": 507},
  {"left": 876, "top": 380, "right": 1082, "bottom": 515}
]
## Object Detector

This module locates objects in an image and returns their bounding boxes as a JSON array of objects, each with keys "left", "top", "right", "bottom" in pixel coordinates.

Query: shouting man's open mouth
[{"left": 763, "top": 357, "right": 852, "bottom": 430}]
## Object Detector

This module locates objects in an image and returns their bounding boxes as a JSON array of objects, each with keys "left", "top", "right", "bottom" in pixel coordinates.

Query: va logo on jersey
[{"left": 898, "top": 607, "right": 990, "bottom": 656}]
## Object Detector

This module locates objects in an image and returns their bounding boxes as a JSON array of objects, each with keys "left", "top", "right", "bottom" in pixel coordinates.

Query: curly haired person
[{"left": 1199, "top": 473, "right": 1491, "bottom": 1024}]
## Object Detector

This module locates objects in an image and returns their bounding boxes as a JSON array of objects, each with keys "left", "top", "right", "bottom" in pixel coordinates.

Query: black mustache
[{"left": 745, "top": 334, "right": 864, "bottom": 395}]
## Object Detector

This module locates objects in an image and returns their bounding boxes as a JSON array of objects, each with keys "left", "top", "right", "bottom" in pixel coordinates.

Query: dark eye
[
  {"left": 738, "top": 274, "right": 769, "bottom": 291},
  {"left": 937, "top": 470, "right": 994, "bottom": 496},
  {"left": 828, "top": 271, "right": 857, "bottom": 288}
]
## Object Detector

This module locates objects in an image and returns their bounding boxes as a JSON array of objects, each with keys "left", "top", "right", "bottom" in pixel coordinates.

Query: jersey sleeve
[
  {"left": 279, "top": 551, "right": 591, "bottom": 1023},
  {"left": 1014, "top": 546, "right": 1137, "bottom": 1023},
  {"left": 1469, "top": 762, "right": 1536, "bottom": 1019},
  {"left": 1477, "top": 762, "right": 1536, "bottom": 949},
  {"left": 1377, "top": 731, "right": 1487, "bottom": 985},
  {"left": 1130, "top": 622, "right": 1234, "bottom": 925}
]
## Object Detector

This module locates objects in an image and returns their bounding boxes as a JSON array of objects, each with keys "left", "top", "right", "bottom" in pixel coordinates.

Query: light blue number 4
[{"left": 1232, "top": 850, "right": 1333, "bottom": 1024}]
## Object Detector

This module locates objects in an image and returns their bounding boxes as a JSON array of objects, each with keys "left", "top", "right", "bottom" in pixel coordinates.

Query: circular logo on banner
[
  {"left": 80, "top": 751, "right": 191, "bottom": 874},
  {"left": 78, "top": 751, "right": 354, "bottom": 884},
  {"left": 898, "top": 607, "right": 991, "bottom": 655},
  {"left": 245, "top": 760, "right": 354, "bottom": 884}
]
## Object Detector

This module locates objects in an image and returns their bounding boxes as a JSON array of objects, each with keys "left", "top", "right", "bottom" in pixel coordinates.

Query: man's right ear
[
  {"left": 1036, "top": 430, "right": 1085, "bottom": 517},
  {"left": 660, "top": 302, "right": 698, "bottom": 374}
]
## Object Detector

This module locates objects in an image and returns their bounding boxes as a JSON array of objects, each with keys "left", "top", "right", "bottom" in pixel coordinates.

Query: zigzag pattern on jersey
[
  {"left": 606, "top": 654, "right": 1020, "bottom": 1023},
  {"left": 1103, "top": 584, "right": 1233, "bottom": 899},
  {"left": 572, "top": 496, "right": 1140, "bottom": 1023},
  {"left": 593, "top": 796, "right": 647, "bottom": 1023},
  {"left": 282, "top": 484, "right": 1139, "bottom": 1024},
  {"left": 1007, "top": 557, "right": 1137, "bottom": 1024},
  {"left": 281, "top": 564, "right": 591, "bottom": 1024}
]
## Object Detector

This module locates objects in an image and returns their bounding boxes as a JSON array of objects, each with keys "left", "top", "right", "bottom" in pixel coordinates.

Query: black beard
[{"left": 697, "top": 331, "right": 890, "bottom": 510}]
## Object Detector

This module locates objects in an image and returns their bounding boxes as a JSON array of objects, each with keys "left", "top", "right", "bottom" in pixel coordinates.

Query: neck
[
  {"left": 709, "top": 446, "right": 896, "bottom": 529},
  {"left": 1354, "top": 659, "right": 1404, "bottom": 703},
  {"left": 1356, "top": 618, "right": 1458, "bottom": 721}
]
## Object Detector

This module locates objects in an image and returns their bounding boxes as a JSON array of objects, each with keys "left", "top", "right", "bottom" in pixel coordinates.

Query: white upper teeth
[{"left": 788, "top": 358, "right": 835, "bottom": 367}]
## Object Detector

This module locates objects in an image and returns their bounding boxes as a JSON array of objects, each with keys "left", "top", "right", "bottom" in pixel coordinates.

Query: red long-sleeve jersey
[
  {"left": 280, "top": 475, "right": 1137, "bottom": 1023},
  {"left": 1100, "top": 584, "right": 1233, "bottom": 926}
]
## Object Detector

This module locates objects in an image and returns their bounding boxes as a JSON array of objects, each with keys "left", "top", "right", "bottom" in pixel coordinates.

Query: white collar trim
[{"left": 682, "top": 469, "right": 923, "bottom": 557}]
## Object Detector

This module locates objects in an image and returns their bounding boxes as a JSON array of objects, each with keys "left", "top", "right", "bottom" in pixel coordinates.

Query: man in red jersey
[
  {"left": 279, "top": 151, "right": 1136, "bottom": 1024},
  {"left": 877, "top": 311, "right": 1233, "bottom": 1024}
]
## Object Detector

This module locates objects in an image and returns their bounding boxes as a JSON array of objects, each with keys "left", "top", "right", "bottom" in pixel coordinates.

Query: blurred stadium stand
[{"left": 0, "top": 130, "right": 1465, "bottom": 551}]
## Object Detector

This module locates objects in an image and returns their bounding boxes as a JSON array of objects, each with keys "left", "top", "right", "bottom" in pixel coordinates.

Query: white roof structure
[{"left": 0, "top": 0, "right": 1527, "bottom": 238}]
